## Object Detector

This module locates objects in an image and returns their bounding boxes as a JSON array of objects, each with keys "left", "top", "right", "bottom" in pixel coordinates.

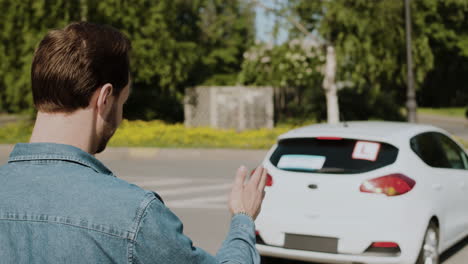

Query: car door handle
[
  {"left": 460, "top": 182, "right": 466, "bottom": 189},
  {"left": 432, "top": 184, "right": 442, "bottom": 191}
]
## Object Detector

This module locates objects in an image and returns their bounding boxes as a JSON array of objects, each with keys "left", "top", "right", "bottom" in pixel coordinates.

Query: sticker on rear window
[
  {"left": 352, "top": 141, "right": 381, "bottom": 161},
  {"left": 277, "top": 155, "right": 326, "bottom": 171}
]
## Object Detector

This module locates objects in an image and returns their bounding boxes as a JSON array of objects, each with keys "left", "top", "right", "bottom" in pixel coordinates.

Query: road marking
[
  {"left": 130, "top": 178, "right": 193, "bottom": 187},
  {"left": 167, "top": 195, "right": 228, "bottom": 209},
  {"left": 155, "top": 183, "right": 232, "bottom": 197},
  {"left": 168, "top": 202, "right": 227, "bottom": 209},
  {"left": 125, "top": 176, "right": 232, "bottom": 209}
]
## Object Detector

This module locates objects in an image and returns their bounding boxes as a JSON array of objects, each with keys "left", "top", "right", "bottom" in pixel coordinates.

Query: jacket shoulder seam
[{"left": 129, "top": 192, "right": 159, "bottom": 241}]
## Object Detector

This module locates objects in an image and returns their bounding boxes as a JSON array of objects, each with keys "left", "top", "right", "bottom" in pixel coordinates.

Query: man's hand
[{"left": 229, "top": 166, "right": 268, "bottom": 220}]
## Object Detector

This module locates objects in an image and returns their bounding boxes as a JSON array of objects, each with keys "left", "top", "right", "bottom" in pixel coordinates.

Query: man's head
[{"left": 31, "top": 22, "right": 131, "bottom": 153}]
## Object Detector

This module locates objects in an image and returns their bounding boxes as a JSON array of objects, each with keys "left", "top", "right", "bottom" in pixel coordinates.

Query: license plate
[{"left": 284, "top": 233, "right": 338, "bottom": 254}]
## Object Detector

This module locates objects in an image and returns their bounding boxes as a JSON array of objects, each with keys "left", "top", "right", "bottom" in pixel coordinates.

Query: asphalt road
[
  {"left": 97, "top": 150, "right": 468, "bottom": 264},
  {"left": 2, "top": 145, "right": 467, "bottom": 263}
]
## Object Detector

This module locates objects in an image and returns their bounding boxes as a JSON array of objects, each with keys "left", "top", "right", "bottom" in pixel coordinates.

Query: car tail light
[
  {"left": 251, "top": 170, "right": 273, "bottom": 187},
  {"left": 371, "top": 242, "right": 399, "bottom": 248},
  {"left": 360, "top": 173, "right": 415, "bottom": 196},
  {"left": 365, "top": 241, "right": 401, "bottom": 256}
]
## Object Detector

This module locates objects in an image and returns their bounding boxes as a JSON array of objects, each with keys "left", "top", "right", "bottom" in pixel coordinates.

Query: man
[{"left": 0, "top": 22, "right": 267, "bottom": 263}]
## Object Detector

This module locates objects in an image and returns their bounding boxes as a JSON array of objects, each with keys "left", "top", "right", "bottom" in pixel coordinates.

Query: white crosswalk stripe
[
  {"left": 130, "top": 178, "right": 193, "bottom": 187},
  {"left": 155, "top": 183, "right": 231, "bottom": 197},
  {"left": 127, "top": 177, "right": 231, "bottom": 209},
  {"left": 167, "top": 195, "right": 228, "bottom": 209}
]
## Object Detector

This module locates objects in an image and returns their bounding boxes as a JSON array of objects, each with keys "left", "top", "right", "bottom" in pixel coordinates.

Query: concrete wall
[{"left": 184, "top": 86, "right": 274, "bottom": 130}]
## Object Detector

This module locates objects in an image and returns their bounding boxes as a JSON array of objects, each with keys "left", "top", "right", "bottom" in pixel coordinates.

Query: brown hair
[{"left": 31, "top": 22, "right": 131, "bottom": 113}]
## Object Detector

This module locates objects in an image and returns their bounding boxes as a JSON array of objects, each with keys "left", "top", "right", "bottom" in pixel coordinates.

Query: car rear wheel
[{"left": 416, "top": 222, "right": 439, "bottom": 264}]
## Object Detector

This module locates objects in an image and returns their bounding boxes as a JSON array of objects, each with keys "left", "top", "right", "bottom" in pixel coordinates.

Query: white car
[{"left": 255, "top": 121, "right": 468, "bottom": 264}]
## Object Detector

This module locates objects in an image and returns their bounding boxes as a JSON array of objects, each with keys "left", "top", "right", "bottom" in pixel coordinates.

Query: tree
[
  {"left": 0, "top": 0, "right": 83, "bottom": 113},
  {"left": 250, "top": 0, "right": 468, "bottom": 121},
  {"left": 193, "top": 0, "right": 256, "bottom": 86},
  {"left": 252, "top": 0, "right": 340, "bottom": 124},
  {"left": 239, "top": 38, "right": 324, "bottom": 122},
  {"left": 0, "top": 0, "right": 255, "bottom": 122},
  {"left": 295, "top": 0, "right": 437, "bottom": 121},
  {"left": 94, "top": 0, "right": 202, "bottom": 121},
  {"left": 94, "top": 0, "right": 255, "bottom": 121},
  {"left": 419, "top": 0, "right": 468, "bottom": 107}
]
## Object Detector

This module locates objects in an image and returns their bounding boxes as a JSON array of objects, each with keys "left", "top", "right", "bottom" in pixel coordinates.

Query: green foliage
[
  {"left": 0, "top": 0, "right": 82, "bottom": 113},
  {"left": 419, "top": 1, "right": 468, "bottom": 107},
  {"left": 195, "top": 0, "right": 256, "bottom": 85},
  {"left": 0, "top": 121, "right": 33, "bottom": 143},
  {"left": 239, "top": 39, "right": 323, "bottom": 87},
  {"left": 2, "top": 118, "right": 467, "bottom": 149},
  {"left": 337, "top": 89, "right": 405, "bottom": 122},
  {"left": 96, "top": 0, "right": 255, "bottom": 121},
  {"left": 0, "top": 120, "right": 294, "bottom": 149},
  {"left": 300, "top": 1, "right": 431, "bottom": 95},
  {"left": 292, "top": 0, "right": 468, "bottom": 115},
  {"left": 0, "top": 0, "right": 255, "bottom": 121},
  {"left": 3, "top": 0, "right": 468, "bottom": 122},
  {"left": 93, "top": 0, "right": 201, "bottom": 121},
  {"left": 239, "top": 38, "right": 325, "bottom": 121},
  {"left": 109, "top": 120, "right": 291, "bottom": 149}
]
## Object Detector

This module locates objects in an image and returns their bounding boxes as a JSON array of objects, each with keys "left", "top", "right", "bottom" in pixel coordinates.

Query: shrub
[
  {"left": 0, "top": 120, "right": 295, "bottom": 149},
  {"left": 109, "top": 120, "right": 293, "bottom": 149}
]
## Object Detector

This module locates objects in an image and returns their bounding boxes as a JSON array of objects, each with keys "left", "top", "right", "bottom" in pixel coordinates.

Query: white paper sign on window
[
  {"left": 352, "top": 141, "right": 381, "bottom": 161},
  {"left": 277, "top": 155, "right": 326, "bottom": 171}
]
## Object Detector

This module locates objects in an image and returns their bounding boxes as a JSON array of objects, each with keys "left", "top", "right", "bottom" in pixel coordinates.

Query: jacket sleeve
[{"left": 132, "top": 197, "right": 260, "bottom": 264}]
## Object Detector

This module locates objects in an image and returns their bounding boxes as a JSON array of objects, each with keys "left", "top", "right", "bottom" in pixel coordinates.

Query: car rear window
[{"left": 269, "top": 138, "right": 399, "bottom": 174}]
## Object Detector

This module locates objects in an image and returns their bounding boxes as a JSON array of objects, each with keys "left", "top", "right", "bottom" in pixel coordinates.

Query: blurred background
[{"left": 0, "top": 0, "right": 467, "bottom": 148}]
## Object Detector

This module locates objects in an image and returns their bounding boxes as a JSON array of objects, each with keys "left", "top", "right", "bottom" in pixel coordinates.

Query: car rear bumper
[
  {"left": 258, "top": 244, "right": 404, "bottom": 264},
  {"left": 255, "top": 206, "right": 429, "bottom": 264}
]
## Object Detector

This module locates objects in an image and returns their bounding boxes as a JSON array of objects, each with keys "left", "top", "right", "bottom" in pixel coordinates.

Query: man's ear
[{"left": 96, "top": 83, "right": 114, "bottom": 114}]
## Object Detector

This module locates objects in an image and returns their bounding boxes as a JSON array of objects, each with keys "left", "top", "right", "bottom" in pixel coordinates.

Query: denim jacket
[{"left": 0, "top": 143, "right": 260, "bottom": 264}]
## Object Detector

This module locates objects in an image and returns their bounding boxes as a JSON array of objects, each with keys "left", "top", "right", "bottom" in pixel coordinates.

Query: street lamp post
[{"left": 405, "top": 0, "right": 417, "bottom": 123}]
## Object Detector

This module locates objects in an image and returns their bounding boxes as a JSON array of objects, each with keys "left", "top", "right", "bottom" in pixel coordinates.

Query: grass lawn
[{"left": 419, "top": 107, "right": 466, "bottom": 118}]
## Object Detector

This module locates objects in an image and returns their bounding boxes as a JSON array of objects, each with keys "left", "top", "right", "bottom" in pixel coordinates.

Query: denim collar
[{"left": 8, "top": 143, "right": 113, "bottom": 175}]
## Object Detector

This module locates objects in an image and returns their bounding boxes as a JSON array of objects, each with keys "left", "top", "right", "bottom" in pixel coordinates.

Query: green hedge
[
  {"left": 109, "top": 120, "right": 293, "bottom": 149},
  {"left": 2, "top": 119, "right": 467, "bottom": 149},
  {"left": 0, "top": 120, "right": 295, "bottom": 149}
]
